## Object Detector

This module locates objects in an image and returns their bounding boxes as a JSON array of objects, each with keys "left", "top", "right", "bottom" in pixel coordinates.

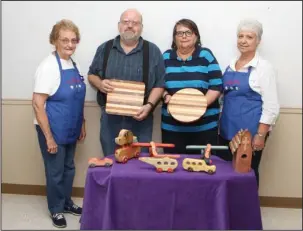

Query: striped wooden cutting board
[
  {"left": 167, "top": 88, "right": 207, "bottom": 123},
  {"left": 105, "top": 79, "right": 145, "bottom": 116}
]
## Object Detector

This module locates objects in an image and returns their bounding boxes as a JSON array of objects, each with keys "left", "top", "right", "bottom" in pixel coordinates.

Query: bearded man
[{"left": 88, "top": 8, "right": 165, "bottom": 156}]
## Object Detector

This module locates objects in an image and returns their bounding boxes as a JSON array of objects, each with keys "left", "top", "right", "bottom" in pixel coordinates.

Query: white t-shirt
[
  {"left": 226, "top": 51, "right": 280, "bottom": 125},
  {"left": 33, "top": 52, "right": 85, "bottom": 124}
]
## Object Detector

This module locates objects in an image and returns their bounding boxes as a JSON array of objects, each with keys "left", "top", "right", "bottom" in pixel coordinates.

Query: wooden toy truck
[{"left": 182, "top": 158, "right": 216, "bottom": 174}]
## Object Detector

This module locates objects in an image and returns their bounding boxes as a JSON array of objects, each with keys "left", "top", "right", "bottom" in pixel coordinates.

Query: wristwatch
[{"left": 146, "top": 102, "right": 155, "bottom": 109}]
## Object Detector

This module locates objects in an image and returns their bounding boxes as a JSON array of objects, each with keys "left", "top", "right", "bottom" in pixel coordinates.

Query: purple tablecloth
[{"left": 80, "top": 154, "right": 262, "bottom": 230}]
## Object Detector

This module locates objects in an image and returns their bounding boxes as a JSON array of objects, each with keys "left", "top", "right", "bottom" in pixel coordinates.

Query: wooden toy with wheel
[
  {"left": 88, "top": 157, "right": 113, "bottom": 168},
  {"left": 182, "top": 158, "right": 216, "bottom": 174},
  {"left": 139, "top": 157, "right": 178, "bottom": 173},
  {"left": 114, "top": 129, "right": 141, "bottom": 163},
  {"left": 186, "top": 144, "right": 229, "bottom": 165},
  {"left": 114, "top": 129, "right": 177, "bottom": 163}
]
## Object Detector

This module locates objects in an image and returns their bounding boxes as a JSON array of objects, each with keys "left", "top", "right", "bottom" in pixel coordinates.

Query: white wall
[{"left": 2, "top": 1, "right": 302, "bottom": 108}]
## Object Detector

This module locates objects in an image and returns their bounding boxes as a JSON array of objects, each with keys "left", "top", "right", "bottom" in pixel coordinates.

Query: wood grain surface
[
  {"left": 168, "top": 88, "right": 207, "bottom": 123},
  {"left": 106, "top": 79, "right": 145, "bottom": 116}
]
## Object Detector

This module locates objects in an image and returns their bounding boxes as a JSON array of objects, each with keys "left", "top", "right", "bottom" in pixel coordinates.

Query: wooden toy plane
[
  {"left": 139, "top": 157, "right": 178, "bottom": 173},
  {"left": 114, "top": 129, "right": 177, "bottom": 163},
  {"left": 134, "top": 141, "right": 180, "bottom": 159},
  {"left": 186, "top": 144, "right": 229, "bottom": 165},
  {"left": 182, "top": 158, "right": 216, "bottom": 174},
  {"left": 229, "top": 129, "right": 253, "bottom": 173}
]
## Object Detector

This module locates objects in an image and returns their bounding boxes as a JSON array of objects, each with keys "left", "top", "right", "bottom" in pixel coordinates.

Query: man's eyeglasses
[
  {"left": 120, "top": 20, "right": 141, "bottom": 26},
  {"left": 58, "top": 38, "right": 79, "bottom": 45},
  {"left": 176, "top": 30, "right": 193, "bottom": 37}
]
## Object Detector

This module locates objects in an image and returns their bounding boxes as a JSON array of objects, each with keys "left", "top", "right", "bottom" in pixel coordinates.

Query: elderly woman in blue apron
[
  {"left": 32, "top": 19, "right": 86, "bottom": 228},
  {"left": 218, "top": 19, "right": 280, "bottom": 187}
]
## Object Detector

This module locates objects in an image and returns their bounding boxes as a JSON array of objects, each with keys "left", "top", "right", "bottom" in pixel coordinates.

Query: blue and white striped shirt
[{"left": 162, "top": 46, "right": 223, "bottom": 132}]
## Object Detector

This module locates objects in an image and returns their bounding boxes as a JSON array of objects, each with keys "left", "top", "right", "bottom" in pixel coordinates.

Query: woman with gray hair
[{"left": 218, "top": 19, "right": 280, "bottom": 187}]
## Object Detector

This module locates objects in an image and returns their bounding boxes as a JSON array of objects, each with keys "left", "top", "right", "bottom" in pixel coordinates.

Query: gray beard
[{"left": 121, "top": 31, "right": 140, "bottom": 41}]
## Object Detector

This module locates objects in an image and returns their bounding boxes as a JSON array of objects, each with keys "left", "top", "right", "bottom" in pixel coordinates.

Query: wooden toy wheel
[
  {"left": 167, "top": 168, "right": 174, "bottom": 173},
  {"left": 89, "top": 163, "right": 96, "bottom": 168},
  {"left": 187, "top": 167, "right": 193, "bottom": 172},
  {"left": 207, "top": 170, "right": 214, "bottom": 174},
  {"left": 134, "top": 151, "right": 140, "bottom": 158},
  {"left": 156, "top": 168, "right": 163, "bottom": 173},
  {"left": 122, "top": 156, "right": 128, "bottom": 163}
]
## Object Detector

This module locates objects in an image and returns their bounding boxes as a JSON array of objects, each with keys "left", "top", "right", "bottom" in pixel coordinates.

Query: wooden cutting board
[
  {"left": 167, "top": 88, "right": 207, "bottom": 123},
  {"left": 106, "top": 79, "right": 145, "bottom": 116}
]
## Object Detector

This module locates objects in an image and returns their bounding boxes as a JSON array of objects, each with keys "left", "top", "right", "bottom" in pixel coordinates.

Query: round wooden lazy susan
[{"left": 167, "top": 88, "right": 207, "bottom": 123}]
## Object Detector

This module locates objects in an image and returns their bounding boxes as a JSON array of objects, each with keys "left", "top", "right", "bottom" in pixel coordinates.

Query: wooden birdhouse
[{"left": 229, "top": 129, "right": 253, "bottom": 173}]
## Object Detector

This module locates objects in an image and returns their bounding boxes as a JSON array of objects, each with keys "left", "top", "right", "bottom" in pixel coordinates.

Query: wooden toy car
[
  {"left": 114, "top": 129, "right": 177, "bottom": 163},
  {"left": 88, "top": 157, "right": 113, "bottom": 168},
  {"left": 139, "top": 157, "right": 178, "bottom": 173},
  {"left": 182, "top": 158, "right": 216, "bottom": 174},
  {"left": 229, "top": 129, "right": 253, "bottom": 173}
]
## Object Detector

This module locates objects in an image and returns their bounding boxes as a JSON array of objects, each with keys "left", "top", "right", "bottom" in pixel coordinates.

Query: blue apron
[
  {"left": 45, "top": 51, "right": 86, "bottom": 144},
  {"left": 219, "top": 66, "right": 262, "bottom": 140}
]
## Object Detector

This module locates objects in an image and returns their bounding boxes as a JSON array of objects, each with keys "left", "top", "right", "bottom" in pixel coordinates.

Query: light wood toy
[
  {"left": 106, "top": 79, "right": 145, "bottom": 117},
  {"left": 114, "top": 129, "right": 141, "bottom": 163},
  {"left": 186, "top": 144, "right": 229, "bottom": 165},
  {"left": 139, "top": 157, "right": 178, "bottom": 173},
  {"left": 167, "top": 88, "right": 207, "bottom": 123},
  {"left": 114, "top": 129, "right": 177, "bottom": 163},
  {"left": 88, "top": 157, "right": 113, "bottom": 168},
  {"left": 229, "top": 129, "right": 253, "bottom": 173},
  {"left": 148, "top": 141, "right": 180, "bottom": 159},
  {"left": 182, "top": 158, "right": 216, "bottom": 174}
]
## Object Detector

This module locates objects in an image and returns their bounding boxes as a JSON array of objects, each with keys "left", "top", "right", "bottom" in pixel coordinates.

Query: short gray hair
[{"left": 237, "top": 19, "right": 263, "bottom": 41}]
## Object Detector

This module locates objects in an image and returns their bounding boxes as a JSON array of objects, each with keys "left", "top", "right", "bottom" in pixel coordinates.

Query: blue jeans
[
  {"left": 100, "top": 107, "right": 153, "bottom": 156},
  {"left": 36, "top": 125, "right": 75, "bottom": 214}
]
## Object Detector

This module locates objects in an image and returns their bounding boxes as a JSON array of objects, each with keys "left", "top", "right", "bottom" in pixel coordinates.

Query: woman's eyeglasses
[
  {"left": 58, "top": 38, "right": 79, "bottom": 45},
  {"left": 176, "top": 30, "right": 193, "bottom": 37}
]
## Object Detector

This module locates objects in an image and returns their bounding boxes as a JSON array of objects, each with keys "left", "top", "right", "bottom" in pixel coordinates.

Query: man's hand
[
  {"left": 98, "top": 79, "right": 114, "bottom": 94},
  {"left": 133, "top": 104, "right": 153, "bottom": 121}
]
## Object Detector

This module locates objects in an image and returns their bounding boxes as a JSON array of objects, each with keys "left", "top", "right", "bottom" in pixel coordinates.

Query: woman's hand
[
  {"left": 252, "top": 134, "right": 265, "bottom": 151},
  {"left": 46, "top": 137, "right": 58, "bottom": 154},
  {"left": 78, "top": 121, "right": 86, "bottom": 141},
  {"left": 163, "top": 94, "right": 171, "bottom": 104}
]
